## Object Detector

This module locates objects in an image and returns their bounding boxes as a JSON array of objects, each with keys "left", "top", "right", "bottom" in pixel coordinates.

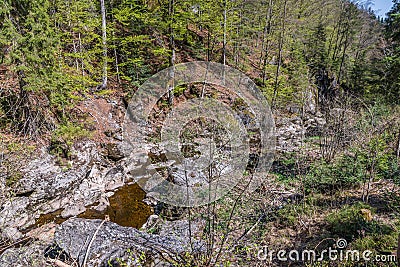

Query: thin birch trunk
[{"left": 99, "top": 0, "right": 107, "bottom": 90}]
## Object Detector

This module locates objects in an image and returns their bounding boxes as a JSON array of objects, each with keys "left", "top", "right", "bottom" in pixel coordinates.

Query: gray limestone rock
[{"left": 55, "top": 218, "right": 206, "bottom": 267}]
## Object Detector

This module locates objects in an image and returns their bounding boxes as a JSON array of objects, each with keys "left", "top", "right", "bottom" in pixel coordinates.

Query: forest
[{"left": 0, "top": 0, "right": 399, "bottom": 266}]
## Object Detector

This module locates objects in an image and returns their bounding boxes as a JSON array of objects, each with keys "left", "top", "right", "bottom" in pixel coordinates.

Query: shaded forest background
[{"left": 0, "top": 0, "right": 399, "bottom": 135}]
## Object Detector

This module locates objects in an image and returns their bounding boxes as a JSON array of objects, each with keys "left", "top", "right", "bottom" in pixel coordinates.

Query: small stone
[
  {"left": 1, "top": 227, "right": 23, "bottom": 241},
  {"left": 61, "top": 204, "right": 86, "bottom": 218},
  {"left": 26, "top": 223, "right": 56, "bottom": 243},
  {"left": 140, "top": 214, "right": 159, "bottom": 231},
  {"left": 104, "top": 143, "right": 124, "bottom": 161},
  {"left": 113, "top": 134, "right": 123, "bottom": 141},
  {"left": 360, "top": 209, "right": 373, "bottom": 222}
]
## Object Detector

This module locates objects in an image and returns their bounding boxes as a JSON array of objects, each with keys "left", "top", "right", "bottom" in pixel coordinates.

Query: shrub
[
  {"left": 305, "top": 134, "right": 399, "bottom": 194},
  {"left": 304, "top": 155, "right": 364, "bottom": 194},
  {"left": 351, "top": 233, "right": 398, "bottom": 254},
  {"left": 0, "top": 141, "right": 35, "bottom": 187},
  {"left": 326, "top": 203, "right": 393, "bottom": 241},
  {"left": 275, "top": 202, "right": 314, "bottom": 227},
  {"left": 49, "top": 122, "right": 91, "bottom": 160}
]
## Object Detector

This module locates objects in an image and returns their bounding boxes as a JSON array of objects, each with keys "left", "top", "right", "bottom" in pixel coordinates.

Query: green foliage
[
  {"left": 0, "top": 140, "right": 35, "bottom": 187},
  {"left": 0, "top": 0, "right": 77, "bottom": 102},
  {"left": 110, "top": 0, "right": 155, "bottom": 84},
  {"left": 0, "top": 0, "right": 398, "bottom": 136},
  {"left": 172, "top": 84, "right": 187, "bottom": 96},
  {"left": 355, "top": 105, "right": 400, "bottom": 181},
  {"left": 272, "top": 152, "right": 299, "bottom": 186},
  {"left": 304, "top": 154, "right": 365, "bottom": 194},
  {"left": 326, "top": 202, "right": 393, "bottom": 241},
  {"left": 275, "top": 202, "right": 314, "bottom": 227},
  {"left": 50, "top": 122, "right": 91, "bottom": 159},
  {"left": 357, "top": 135, "right": 399, "bottom": 180},
  {"left": 380, "top": 1, "right": 400, "bottom": 104},
  {"left": 351, "top": 230, "right": 399, "bottom": 255},
  {"left": 305, "top": 113, "right": 399, "bottom": 194},
  {"left": 0, "top": 0, "right": 93, "bottom": 134},
  {"left": 307, "top": 23, "right": 328, "bottom": 71},
  {"left": 107, "top": 250, "right": 147, "bottom": 267}
]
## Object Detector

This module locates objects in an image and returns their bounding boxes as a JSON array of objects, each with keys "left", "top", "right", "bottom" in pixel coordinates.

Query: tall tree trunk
[
  {"left": 337, "top": 29, "right": 349, "bottom": 85},
  {"left": 235, "top": 25, "right": 239, "bottom": 66},
  {"left": 272, "top": 0, "right": 287, "bottom": 109},
  {"left": 259, "top": 20, "right": 266, "bottom": 67},
  {"left": 72, "top": 38, "right": 79, "bottom": 72},
  {"left": 222, "top": 0, "right": 227, "bottom": 66},
  {"left": 99, "top": 0, "right": 107, "bottom": 90},
  {"left": 207, "top": 30, "right": 211, "bottom": 61},
  {"left": 397, "top": 234, "right": 400, "bottom": 267},
  {"left": 331, "top": 3, "right": 345, "bottom": 64},
  {"left": 262, "top": 0, "right": 273, "bottom": 84},
  {"left": 110, "top": 0, "right": 120, "bottom": 84},
  {"left": 168, "top": 0, "right": 175, "bottom": 106},
  {"left": 396, "top": 129, "right": 400, "bottom": 159},
  {"left": 327, "top": 17, "right": 339, "bottom": 62},
  {"left": 78, "top": 32, "right": 84, "bottom": 76},
  {"left": 68, "top": 3, "right": 79, "bottom": 74}
]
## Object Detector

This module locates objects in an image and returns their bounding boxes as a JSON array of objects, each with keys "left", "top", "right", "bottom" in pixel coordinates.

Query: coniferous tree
[{"left": 385, "top": 0, "right": 400, "bottom": 103}]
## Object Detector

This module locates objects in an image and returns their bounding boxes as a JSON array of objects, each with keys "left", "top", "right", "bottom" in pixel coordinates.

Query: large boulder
[
  {"left": 0, "top": 241, "right": 49, "bottom": 267},
  {"left": 55, "top": 218, "right": 205, "bottom": 267}
]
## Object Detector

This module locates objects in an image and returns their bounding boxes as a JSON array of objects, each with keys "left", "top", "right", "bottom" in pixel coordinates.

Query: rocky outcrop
[
  {"left": 0, "top": 217, "right": 206, "bottom": 267},
  {"left": 275, "top": 116, "right": 306, "bottom": 152},
  {"left": 0, "top": 241, "right": 50, "bottom": 267},
  {"left": 54, "top": 218, "right": 205, "bottom": 267},
  {"left": 275, "top": 112, "right": 325, "bottom": 152},
  {"left": 0, "top": 141, "right": 132, "bottom": 236}
]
